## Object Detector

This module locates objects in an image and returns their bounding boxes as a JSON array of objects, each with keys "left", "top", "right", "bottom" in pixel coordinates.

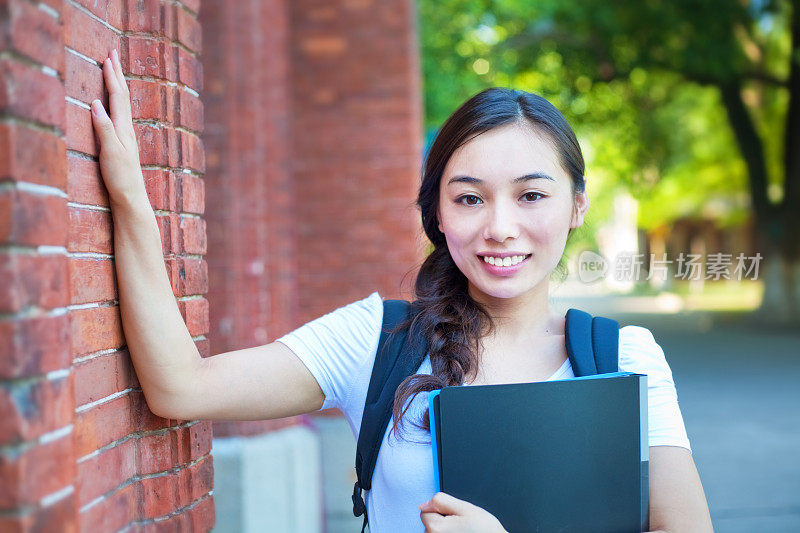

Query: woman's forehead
[{"left": 443, "top": 123, "right": 567, "bottom": 184}]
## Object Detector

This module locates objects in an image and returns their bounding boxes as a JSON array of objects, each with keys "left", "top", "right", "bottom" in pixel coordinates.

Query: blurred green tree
[{"left": 419, "top": 0, "right": 799, "bottom": 318}]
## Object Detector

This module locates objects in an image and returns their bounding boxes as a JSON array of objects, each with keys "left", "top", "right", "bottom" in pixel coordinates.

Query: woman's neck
[{"left": 469, "top": 280, "right": 562, "bottom": 342}]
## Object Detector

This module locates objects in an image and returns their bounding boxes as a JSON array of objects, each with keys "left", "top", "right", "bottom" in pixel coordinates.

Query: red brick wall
[
  {"left": 0, "top": 0, "right": 213, "bottom": 530},
  {"left": 290, "top": 0, "right": 425, "bottom": 324},
  {"left": 200, "top": 0, "right": 424, "bottom": 439},
  {"left": 198, "top": 0, "right": 423, "bottom": 442},
  {"left": 200, "top": 0, "right": 303, "bottom": 438}
]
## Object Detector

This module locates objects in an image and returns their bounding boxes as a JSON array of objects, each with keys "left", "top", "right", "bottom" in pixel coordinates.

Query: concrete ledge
[
  {"left": 212, "top": 425, "right": 323, "bottom": 533},
  {"left": 310, "top": 416, "right": 364, "bottom": 533}
]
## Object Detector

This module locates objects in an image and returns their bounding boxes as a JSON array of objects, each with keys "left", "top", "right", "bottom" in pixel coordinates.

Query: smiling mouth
[{"left": 478, "top": 254, "right": 532, "bottom": 267}]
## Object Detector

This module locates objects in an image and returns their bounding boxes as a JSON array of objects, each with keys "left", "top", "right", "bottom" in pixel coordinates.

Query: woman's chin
[
  {"left": 468, "top": 282, "right": 530, "bottom": 302},
  {"left": 467, "top": 271, "right": 548, "bottom": 303}
]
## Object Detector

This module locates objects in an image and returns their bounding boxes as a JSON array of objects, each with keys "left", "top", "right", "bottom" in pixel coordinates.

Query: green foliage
[{"left": 418, "top": 0, "right": 793, "bottom": 233}]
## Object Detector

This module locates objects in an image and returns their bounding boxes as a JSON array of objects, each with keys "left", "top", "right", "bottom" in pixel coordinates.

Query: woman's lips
[{"left": 477, "top": 254, "right": 531, "bottom": 276}]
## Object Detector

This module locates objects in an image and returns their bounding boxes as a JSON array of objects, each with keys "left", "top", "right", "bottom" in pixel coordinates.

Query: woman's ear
[{"left": 570, "top": 190, "right": 589, "bottom": 229}]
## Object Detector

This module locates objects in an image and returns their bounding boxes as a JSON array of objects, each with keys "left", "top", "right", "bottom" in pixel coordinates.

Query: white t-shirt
[{"left": 276, "top": 292, "right": 691, "bottom": 533}]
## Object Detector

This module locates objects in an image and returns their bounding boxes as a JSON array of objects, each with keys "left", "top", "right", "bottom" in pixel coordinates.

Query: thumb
[
  {"left": 420, "top": 492, "right": 472, "bottom": 516},
  {"left": 91, "top": 99, "right": 121, "bottom": 148}
]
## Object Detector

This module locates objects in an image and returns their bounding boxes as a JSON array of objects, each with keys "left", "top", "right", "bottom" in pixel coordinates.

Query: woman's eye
[
  {"left": 457, "top": 194, "right": 482, "bottom": 206},
  {"left": 522, "top": 192, "right": 545, "bottom": 202}
]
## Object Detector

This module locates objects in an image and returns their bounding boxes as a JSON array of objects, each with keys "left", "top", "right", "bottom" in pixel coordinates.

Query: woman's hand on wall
[
  {"left": 419, "top": 492, "right": 508, "bottom": 533},
  {"left": 90, "top": 49, "right": 147, "bottom": 208}
]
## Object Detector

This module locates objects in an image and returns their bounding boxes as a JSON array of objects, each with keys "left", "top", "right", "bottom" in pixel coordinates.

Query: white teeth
[{"left": 482, "top": 255, "right": 528, "bottom": 266}]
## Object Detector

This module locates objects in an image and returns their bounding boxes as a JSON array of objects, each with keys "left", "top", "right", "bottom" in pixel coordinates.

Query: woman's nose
[{"left": 482, "top": 202, "right": 520, "bottom": 242}]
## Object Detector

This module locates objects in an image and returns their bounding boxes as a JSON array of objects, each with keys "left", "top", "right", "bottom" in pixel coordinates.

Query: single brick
[
  {"left": 128, "top": 79, "right": 168, "bottom": 122},
  {"left": 138, "top": 471, "right": 180, "bottom": 520},
  {"left": 190, "top": 495, "right": 216, "bottom": 531},
  {"left": 0, "top": 252, "right": 69, "bottom": 313},
  {"left": 75, "top": 438, "right": 135, "bottom": 507},
  {"left": 179, "top": 131, "right": 205, "bottom": 173},
  {"left": 74, "top": 393, "right": 133, "bottom": 457},
  {"left": 167, "top": 127, "right": 182, "bottom": 168},
  {"left": 67, "top": 205, "right": 112, "bottom": 254},
  {"left": 69, "top": 305, "right": 124, "bottom": 356},
  {"left": 73, "top": 349, "right": 138, "bottom": 407},
  {"left": 177, "top": 297, "right": 209, "bottom": 337},
  {"left": 177, "top": 47, "right": 202, "bottom": 90},
  {"left": 176, "top": 6, "right": 201, "bottom": 53},
  {"left": 67, "top": 155, "right": 109, "bottom": 207},
  {"left": 179, "top": 216, "right": 206, "bottom": 254},
  {"left": 0, "top": 123, "right": 67, "bottom": 189},
  {"left": 154, "top": 212, "right": 181, "bottom": 254},
  {"left": 65, "top": 50, "right": 104, "bottom": 104},
  {"left": 0, "top": 314, "right": 70, "bottom": 379},
  {"left": 73, "top": 0, "right": 124, "bottom": 29},
  {"left": 162, "top": 2, "right": 178, "bottom": 42},
  {"left": 4, "top": 0, "right": 63, "bottom": 74},
  {"left": 66, "top": 101, "right": 98, "bottom": 156},
  {"left": 125, "top": 0, "right": 162, "bottom": 34},
  {"left": 0, "top": 485, "right": 76, "bottom": 532},
  {"left": 179, "top": 256, "right": 208, "bottom": 296},
  {"left": 0, "top": 58, "right": 65, "bottom": 131},
  {"left": 69, "top": 257, "right": 117, "bottom": 305},
  {"left": 0, "top": 430, "right": 74, "bottom": 507},
  {"left": 79, "top": 481, "right": 135, "bottom": 533},
  {"left": 142, "top": 168, "right": 176, "bottom": 211},
  {"left": 127, "top": 37, "right": 178, "bottom": 81},
  {"left": 179, "top": 175, "right": 204, "bottom": 215},
  {"left": 0, "top": 373, "right": 73, "bottom": 446},
  {"left": 178, "top": 89, "right": 203, "bottom": 133},
  {"left": 138, "top": 427, "right": 182, "bottom": 476},
  {"left": 133, "top": 123, "right": 169, "bottom": 167},
  {"left": 187, "top": 421, "right": 212, "bottom": 462},
  {"left": 0, "top": 189, "right": 68, "bottom": 247},
  {"left": 63, "top": 2, "right": 121, "bottom": 64},
  {"left": 188, "top": 454, "right": 214, "bottom": 502}
]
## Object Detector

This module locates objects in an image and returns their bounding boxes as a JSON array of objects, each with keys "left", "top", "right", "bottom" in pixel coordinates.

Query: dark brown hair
[{"left": 389, "top": 87, "right": 587, "bottom": 441}]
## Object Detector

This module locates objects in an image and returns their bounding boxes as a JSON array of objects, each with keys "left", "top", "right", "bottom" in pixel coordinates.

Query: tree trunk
[
  {"left": 717, "top": 80, "right": 800, "bottom": 325},
  {"left": 758, "top": 0, "right": 800, "bottom": 325},
  {"left": 752, "top": 239, "right": 800, "bottom": 325}
]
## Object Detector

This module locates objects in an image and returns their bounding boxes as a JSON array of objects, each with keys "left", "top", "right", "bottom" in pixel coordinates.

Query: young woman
[{"left": 92, "top": 49, "right": 713, "bottom": 532}]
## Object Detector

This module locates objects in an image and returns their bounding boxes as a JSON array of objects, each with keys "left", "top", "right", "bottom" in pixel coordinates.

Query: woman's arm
[
  {"left": 91, "top": 49, "right": 203, "bottom": 417},
  {"left": 648, "top": 446, "right": 714, "bottom": 532},
  {"left": 91, "top": 50, "right": 326, "bottom": 420}
]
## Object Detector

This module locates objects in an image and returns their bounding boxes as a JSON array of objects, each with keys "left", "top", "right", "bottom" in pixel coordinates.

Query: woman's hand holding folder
[
  {"left": 417, "top": 490, "right": 672, "bottom": 533},
  {"left": 419, "top": 492, "right": 508, "bottom": 533}
]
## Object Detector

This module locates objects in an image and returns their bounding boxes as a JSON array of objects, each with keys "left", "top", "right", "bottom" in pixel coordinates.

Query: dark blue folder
[{"left": 429, "top": 372, "right": 649, "bottom": 532}]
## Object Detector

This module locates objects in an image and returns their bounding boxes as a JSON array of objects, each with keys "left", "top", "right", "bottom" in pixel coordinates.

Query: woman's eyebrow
[{"left": 446, "top": 172, "right": 556, "bottom": 185}]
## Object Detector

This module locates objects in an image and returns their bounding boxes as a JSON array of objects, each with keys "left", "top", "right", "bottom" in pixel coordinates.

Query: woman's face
[{"left": 437, "top": 122, "right": 588, "bottom": 303}]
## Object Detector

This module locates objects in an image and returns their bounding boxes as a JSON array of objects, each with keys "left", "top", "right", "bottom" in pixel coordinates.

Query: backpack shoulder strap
[
  {"left": 352, "top": 299, "right": 426, "bottom": 532},
  {"left": 565, "top": 308, "right": 620, "bottom": 376}
]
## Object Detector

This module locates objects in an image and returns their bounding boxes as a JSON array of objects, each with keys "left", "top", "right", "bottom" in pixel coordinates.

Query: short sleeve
[
  {"left": 618, "top": 325, "right": 692, "bottom": 453},
  {"left": 275, "top": 292, "right": 383, "bottom": 411}
]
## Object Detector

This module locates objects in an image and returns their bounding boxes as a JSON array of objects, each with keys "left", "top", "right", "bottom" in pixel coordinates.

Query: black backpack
[{"left": 351, "top": 299, "right": 620, "bottom": 533}]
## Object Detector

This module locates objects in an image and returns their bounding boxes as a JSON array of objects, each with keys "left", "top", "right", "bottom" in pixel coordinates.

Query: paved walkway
[{"left": 553, "top": 294, "right": 800, "bottom": 532}]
